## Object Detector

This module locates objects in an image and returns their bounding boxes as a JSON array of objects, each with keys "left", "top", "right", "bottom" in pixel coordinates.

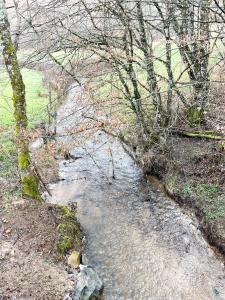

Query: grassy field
[
  {"left": 0, "top": 67, "right": 49, "bottom": 177},
  {"left": 0, "top": 67, "right": 49, "bottom": 127},
  {"left": 92, "top": 39, "right": 223, "bottom": 100}
]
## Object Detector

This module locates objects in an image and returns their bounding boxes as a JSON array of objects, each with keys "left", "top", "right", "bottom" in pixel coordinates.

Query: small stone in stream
[
  {"left": 63, "top": 294, "right": 72, "bottom": 300},
  {"left": 5, "top": 229, "right": 12, "bottom": 234},
  {"left": 68, "top": 274, "right": 76, "bottom": 281},
  {"left": 81, "top": 254, "right": 89, "bottom": 265},
  {"left": 68, "top": 251, "right": 81, "bottom": 268},
  {"left": 73, "top": 265, "right": 103, "bottom": 300}
]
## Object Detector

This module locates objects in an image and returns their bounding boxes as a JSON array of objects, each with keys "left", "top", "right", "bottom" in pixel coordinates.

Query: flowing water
[{"left": 48, "top": 85, "right": 225, "bottom": 300}]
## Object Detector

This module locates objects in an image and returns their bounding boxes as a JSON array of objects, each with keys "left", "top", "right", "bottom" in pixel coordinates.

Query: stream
[{"left": 48, "top": 85, "right": 225, "bottom": 300}]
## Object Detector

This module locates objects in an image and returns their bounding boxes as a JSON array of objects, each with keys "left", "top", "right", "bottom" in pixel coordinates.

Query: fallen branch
[
  {"left": 171, "top": 129, "right": 225, "bottom": 140},
  {"left": 30, "top": 160, "right": 52, "bottom": 197}
]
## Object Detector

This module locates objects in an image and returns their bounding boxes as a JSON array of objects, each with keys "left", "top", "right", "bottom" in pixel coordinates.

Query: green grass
[
  {"left": 195, "top": 184, "right": 220, "bottom": 199},
  {"left": 0, "top": 129, "right": 16, "bottom": 177},
  {"left": 182, "top": 182, "right": 225, "bottom": 221},
  {"left": 0, "top": 66, "right": 49, "bottom": 178},
  {"left": 90, "top": 42, "right": 189, "bottom": 119},
  {"left": 195, "top": 184, "right": 225, "bottom": 220},
  {"left": 182, "top": 183, "right": 193, "bottom": 195},
  {"left": 203, "top": 194, "right": 225, "bottom": 220},
  {"left": 93, "top": 39, "right": 224, "bottom": 107},
  {"left": 0, "top": 67, "right": 49, "bottom": 127}
]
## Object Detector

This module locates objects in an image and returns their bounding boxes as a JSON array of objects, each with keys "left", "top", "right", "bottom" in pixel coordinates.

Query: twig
[
  {"left": 30, "top": 160, "right": 52, "bottom": 197},
  {"left": 109, "top": 147, "right": 115, "bottom": 179}
]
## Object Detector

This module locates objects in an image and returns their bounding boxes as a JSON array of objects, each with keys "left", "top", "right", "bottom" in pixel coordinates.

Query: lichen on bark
[
  {"left": 22, "top": 173, "right": 41, "bottom": 200},
  {"left": 18, "top": 144, "right": 30, "bottom": 170}
]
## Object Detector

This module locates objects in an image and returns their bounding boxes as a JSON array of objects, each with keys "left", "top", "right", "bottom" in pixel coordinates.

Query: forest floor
[{"left": 144, "top": 88, "right": 225, "bottom": 257}]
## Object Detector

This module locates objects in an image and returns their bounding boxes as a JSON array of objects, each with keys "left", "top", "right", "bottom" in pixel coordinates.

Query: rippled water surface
[{"left": 48, "top": 86, "right": 225, "bottom": 300}]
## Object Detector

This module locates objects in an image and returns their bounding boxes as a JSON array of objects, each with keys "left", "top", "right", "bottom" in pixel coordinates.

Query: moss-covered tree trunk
[
  {"left": 0, "top": 0, "right": 41, "bottom": 199},
  {"left": 187, "top": 0, "right": 210, "bottom": 126}
]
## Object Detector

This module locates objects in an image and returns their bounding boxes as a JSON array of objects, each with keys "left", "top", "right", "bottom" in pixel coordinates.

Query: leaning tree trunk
[{"left": 0, "top": 0, "right": 41, "bottom": 199}]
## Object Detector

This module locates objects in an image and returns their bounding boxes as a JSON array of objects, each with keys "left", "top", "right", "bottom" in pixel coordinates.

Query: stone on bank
[{"left": 71, "top": 265, "right": 103, "bottom": 300}]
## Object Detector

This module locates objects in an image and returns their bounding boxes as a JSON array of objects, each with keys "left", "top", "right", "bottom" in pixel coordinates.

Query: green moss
[
  {"left": 13, "top": 95, "right": 27, "bottom": 132},
  {"left": 17, "top": 143, "right": 42, "bottom": 201},
  {"left": 57, "top": 205, "right": 83, "bottom": 255},
  {"left": 181, "top": 131, "right": 224, "bottom": 140},
  {"left": 21, "top": 174, "right": 41, "bottom": 200},
  {"left": 59, "top": 205, "right": 74, "bottom": 218},
  {"left": 186, "top": 106, "right": 203, "bottom": 126},
  {"left": 57, "top": 235, "right": 74, "bottom": 254},
  {"left": 58, "top": 223, "right": 67, "bottom": 231},
  {"left": 18, "top": 151, "right": 30, "bottom": 170},
  {"left": 57, "top": 221, "right": 83, "bottom": 254}
]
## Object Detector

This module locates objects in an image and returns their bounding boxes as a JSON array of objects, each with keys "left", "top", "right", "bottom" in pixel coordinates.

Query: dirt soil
[
  {"left": 0, "top": 190, "right": 78, "bottom": 300},
  {"left": 143, "top": 93, "right": 225, "bottom": 258},
  {"left": 0, "top": 139, "right": 81, "bottom": 300}
]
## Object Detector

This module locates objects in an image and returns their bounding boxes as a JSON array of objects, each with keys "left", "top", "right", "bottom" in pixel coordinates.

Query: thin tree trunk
[
  {"left": 0, "top": 0, "right": 41, "bottom": 199},
  {"left": 136, "top": 1, "right": 163, "bottom": 125},
  {"left": 170, "top": 0, "right": 210, "bottom": 125}
]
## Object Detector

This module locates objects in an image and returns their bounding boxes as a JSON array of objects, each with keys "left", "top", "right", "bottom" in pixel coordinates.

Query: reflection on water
[{"left": 48, "top": 86, "right": 225, "bottom": 300}]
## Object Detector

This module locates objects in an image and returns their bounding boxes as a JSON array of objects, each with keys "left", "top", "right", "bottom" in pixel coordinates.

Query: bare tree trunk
[
  {"left": 136, "top": 1, "right": 163, "bottom": 126},
  {"left": 0, "top": 0, "right": 41, "bottom": 199},
  {"left": 170, "top": 0, "right": 211, "bottom": 125},
  {"left": 193, "top": 0, "right": 210, "bottom": 114}
]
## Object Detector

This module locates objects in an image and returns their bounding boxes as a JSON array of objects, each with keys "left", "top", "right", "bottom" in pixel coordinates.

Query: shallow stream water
[{"left": 48, "top": 85, "right": 225, "bottom": 300}]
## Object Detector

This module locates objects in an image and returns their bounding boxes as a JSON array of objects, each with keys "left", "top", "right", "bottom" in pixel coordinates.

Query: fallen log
[{"left": 171, "top": 129, "right": 225, "bottom": 140}]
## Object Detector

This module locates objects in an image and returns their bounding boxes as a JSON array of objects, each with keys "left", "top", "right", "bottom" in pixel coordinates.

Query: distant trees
[
  {"left": 10, "top": 0, "right": 225, "bottom": 151},
  {"left": 54, "top": 1, "right": 211, "bottom": 128},
  {"left": 0, "top": 0, "right": 41, "bottom": 199}
]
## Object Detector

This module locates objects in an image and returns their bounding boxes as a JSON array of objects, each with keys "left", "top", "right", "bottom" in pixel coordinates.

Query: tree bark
[
  {"left": 0, "top": 0, "right": 41, "bottom": 199},
  {"left": 170, "top": 0, "right": 211, "bottom": 125}
]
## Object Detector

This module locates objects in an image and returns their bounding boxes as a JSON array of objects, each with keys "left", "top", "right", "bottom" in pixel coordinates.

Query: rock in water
[
  {"left": 68, "top": 251, "right": 81, "bottom": 268},
  {"left": 73, "top": 265, "right": 103, "bottom": 300}
]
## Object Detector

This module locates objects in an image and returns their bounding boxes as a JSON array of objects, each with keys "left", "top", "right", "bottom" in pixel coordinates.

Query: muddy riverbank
[{"left": 143, "top": 135, "right": 225, "bottom": 260}]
